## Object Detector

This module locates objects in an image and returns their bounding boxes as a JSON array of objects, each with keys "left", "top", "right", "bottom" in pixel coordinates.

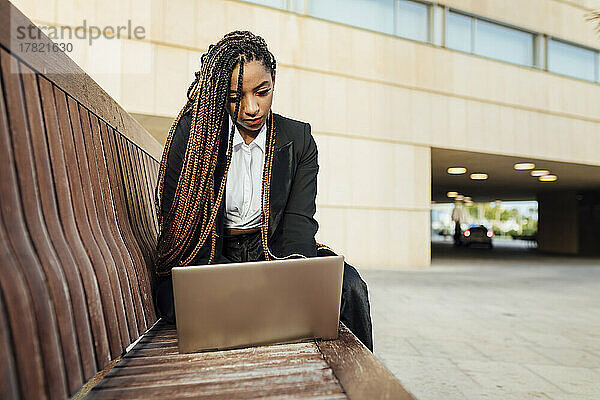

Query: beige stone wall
[
  {"left": 312, "top": 136, "right": 431, "bottom": 268},
  {"left": 13, "top": 0, "right": 600, "bottom": 267}
]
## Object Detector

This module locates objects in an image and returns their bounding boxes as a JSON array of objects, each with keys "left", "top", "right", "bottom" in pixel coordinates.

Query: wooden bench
[{"left": 0, "top": 2, "right": 415, "bottom": 399}]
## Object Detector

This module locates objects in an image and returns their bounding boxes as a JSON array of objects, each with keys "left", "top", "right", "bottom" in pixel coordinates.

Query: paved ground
[{"left": 360, "top": 239, "right": 600, "bottom": 400}]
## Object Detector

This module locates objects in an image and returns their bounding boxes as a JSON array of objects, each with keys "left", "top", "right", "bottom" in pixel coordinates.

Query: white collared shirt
[{"left": 224, "top": 115, "right": 267, "bottom": 229}]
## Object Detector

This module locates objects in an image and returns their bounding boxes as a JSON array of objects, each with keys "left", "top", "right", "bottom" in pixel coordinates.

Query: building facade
[{"left": 15, "top": 0, "right": 600, "bottom": 267}]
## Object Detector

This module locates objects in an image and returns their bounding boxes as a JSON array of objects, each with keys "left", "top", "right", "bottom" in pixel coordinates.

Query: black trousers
[
  {"left": 155, "top": 230, "right": 374, "bottom": 351},
  {"left": 454, "top": 222, "right": 462, "bottom": 246}
]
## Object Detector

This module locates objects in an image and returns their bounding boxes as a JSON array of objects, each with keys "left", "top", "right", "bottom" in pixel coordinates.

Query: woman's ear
[{"left": 271, "top": 70, "right": 276, "bottom": 88}]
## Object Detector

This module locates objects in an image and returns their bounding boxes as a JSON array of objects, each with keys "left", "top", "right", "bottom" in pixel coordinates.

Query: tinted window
[
  {"left": 310, "top": 0, "right": 395, "bottom": 35},
  {"left": 548, "top": 39, "right": 597, "bottom": 82},
  {"left": 446, "top": 11, "right": 472, "bottom": 53},
  {"left": 239, "top": 0, "right": 286, "bottom": 9},
  {"left": 396, "top": 0, "right": 429, "bottom": 42},
  {"left": 474, "top": 19, "right": 533, "bottom": 66}
]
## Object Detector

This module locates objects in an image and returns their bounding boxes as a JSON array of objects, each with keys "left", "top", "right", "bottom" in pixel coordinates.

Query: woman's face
[{"left": 227, "top": 59, "right": 275, "bottom": 136}]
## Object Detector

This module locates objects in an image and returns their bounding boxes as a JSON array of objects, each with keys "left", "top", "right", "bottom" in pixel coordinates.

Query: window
[
  {"left": 548, "top": 39, "right": 597, "bottom": 82},
  {"left": 446, "top": 10, "right": 534, "bottom": 67},
  {"left": 288, "top": 0, "right": 305, "bottom": 13},
  {"left": 446, "top": 11, "right": 472, "bottom": 53},
  {"left": 239, "top": 0, "right": 287, "bottom": 9},
  {"left": 474, "top": 20, "right": 533, "bottom": 66},
  {"left": 396, "top": 0, "right": 429, "bottom": 42},
  {"left": 309, "top": 0, "right": 395, "bottom": 35}
]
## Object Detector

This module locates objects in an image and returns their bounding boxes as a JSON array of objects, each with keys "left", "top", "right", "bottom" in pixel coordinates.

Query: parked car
[{"left": 463, "top": 224, "right": 493, "bottom": 248}]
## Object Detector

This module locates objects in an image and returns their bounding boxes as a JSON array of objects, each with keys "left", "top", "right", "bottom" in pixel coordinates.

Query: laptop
[{"left": 171, "top": 255, "right": 344, "bottom": 353}]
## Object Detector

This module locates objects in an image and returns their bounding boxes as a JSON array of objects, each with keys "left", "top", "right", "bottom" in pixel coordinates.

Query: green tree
[
  {"left": 590, "top": 10, "right": 600, "bottom": 33},
  {"left": 462, "top": 201, "right": 538, "bottom": 237}
]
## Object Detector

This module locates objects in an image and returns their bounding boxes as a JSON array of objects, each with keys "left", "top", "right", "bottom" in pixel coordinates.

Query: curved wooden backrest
[{"left": 0, "top": 3, "right": 161, "bottom": 398}]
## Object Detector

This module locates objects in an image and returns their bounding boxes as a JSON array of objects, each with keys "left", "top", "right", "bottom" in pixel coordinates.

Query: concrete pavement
[{"left": 359, "top": 240, "right": 600, "bottom": 400}]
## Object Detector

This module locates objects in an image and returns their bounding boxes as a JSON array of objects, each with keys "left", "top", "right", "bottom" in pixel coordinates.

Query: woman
[{"left": 154, "top": 31, "right": 373, "bottom": 351}]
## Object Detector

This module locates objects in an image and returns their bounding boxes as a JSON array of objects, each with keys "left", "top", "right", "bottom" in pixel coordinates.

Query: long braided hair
[{"left": 154, "top": 31, "right": 277, "bottom": 274}]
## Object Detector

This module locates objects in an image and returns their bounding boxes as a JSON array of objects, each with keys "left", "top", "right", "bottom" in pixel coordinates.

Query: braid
[{"left": 155, "top": 31, "right": 277, "bottom": 273}]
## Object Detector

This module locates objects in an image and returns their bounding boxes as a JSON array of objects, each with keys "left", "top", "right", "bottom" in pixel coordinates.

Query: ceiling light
[
  {"left": 530, "top": 170, "right": 549, "bottom": 177},
  {"left": 447, "top": 191, "right": 458, "bottom": 198},
  {"left": 539, "top": 175, "right": 557, "bottom": 182},
  {"left": 447, "top": 167, "right": 467, "bottom": 174},
  {"left": 463, "top": 197, "right": 472, "bottom": 202},
  {"left": 455, "top": 194, "right": 464, "bottom": 201},
  {"left": 470, "top": 173, "right": 488, "bottom": 180},
  {"left": 514, "top": 162, "right": 535, "bottom": 170}
]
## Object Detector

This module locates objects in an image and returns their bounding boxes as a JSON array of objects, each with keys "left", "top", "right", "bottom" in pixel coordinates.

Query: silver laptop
[{"left": 172, "top": 255, "right": 344, "bottom": 353}]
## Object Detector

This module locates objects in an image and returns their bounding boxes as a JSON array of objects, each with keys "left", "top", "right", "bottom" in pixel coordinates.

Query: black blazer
[{"left": 159, "top": 110, "right": 319, "bottom": 273}]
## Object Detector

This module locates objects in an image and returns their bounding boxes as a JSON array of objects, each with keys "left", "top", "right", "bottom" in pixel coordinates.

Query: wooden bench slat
[
  {"left": 115, "top": 135, "right": 151, "bottom": 254},
  {"left": 317, "top": 324, "right": 416, "bottom": 400},
  {"left": 136, "top": 335, "right": 178, "bottom": 343},
  {"left": 0, "top": 292, "right": 20, "bottom": 399},
  {"left": 123, "top": 139, "right": 158, "bottom": 265},
  {"left": 125, "top": 340, "right": 178, "bottom": 350},
  {"left": 95, "top": 362, "right": 336, "bottom": 389},
  {"left": 130, "top": 148, "right": 155, "bottom": 239},
  {"left": 82, "top": 110, "right": 149, "bottom": 335},
  {"left": 127, "top": 342, "right": 320, "bottom": 360},
  {"left": 106, "top": 130, "right": 155, "bottom": 271},
  {"left": 39, "top": 76, "right": 124, "bottom": 359},
  {"left": 86, "top": 380, "right": 345, "bottom": 400},
  {"left": 141, "top": 154, "right": 160, "bottom": 233},
  {"left": 4, "top": 51, "right": 86, "bottom": 395},
  {"left": 83, "top": 323, "right": 347, "bottom": 399},
  {"left": 53, "top": 87, "right": 133, "bottom": 354},
  {"left": 99, "top": 121, "right": 157, "bottom": 313},
  {"left": 37, "top": 75, "right": 112, "bottom": 370},
  {"left": 21, "top": 65, "right": 99, "bottom": 382},
  {"left": 94, "top": 115, "right": 156, "bottom": 327},
  {"left": 0, "top": 224, "right": 46, "bottom": 399},
  {"left": 75, "top": 102, "right": 144, "bottom": 339},
  {"left": 0, "top": 48, "right": 69, "bottom": 400},
  {"left": 67, "top": 96, "right": 141, "bottom": 342},
  {"left": 88, "top": 366, "right": 343, "bottom": 399},
  {"left": 129, "top": 140, "right": 159, "bottom": 244},
  {"left": 113, "top": 344, "right": 322, "bottom": 368},
  {"left": 118, "top": 346, "right": 322, "bottom": 365},
  {"left": 54, "top": 87, "right": 134, "bottom": 349},
  {"left": 139, "top": 151, "right": 160, "bottom": 236},
  {"left": 147, "top": 160, "right": 159, "bottom": 196},
  {"left": 118, "top": 136, "right": 158, "bottom": 254},
  {"left": 107, "top": 353, "right": 326, "bottom": 377}
]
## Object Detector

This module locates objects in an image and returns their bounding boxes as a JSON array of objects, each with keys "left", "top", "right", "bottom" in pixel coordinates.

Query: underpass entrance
[{"left": 431, "top": 148, "right": 600, "bottom": 257}]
